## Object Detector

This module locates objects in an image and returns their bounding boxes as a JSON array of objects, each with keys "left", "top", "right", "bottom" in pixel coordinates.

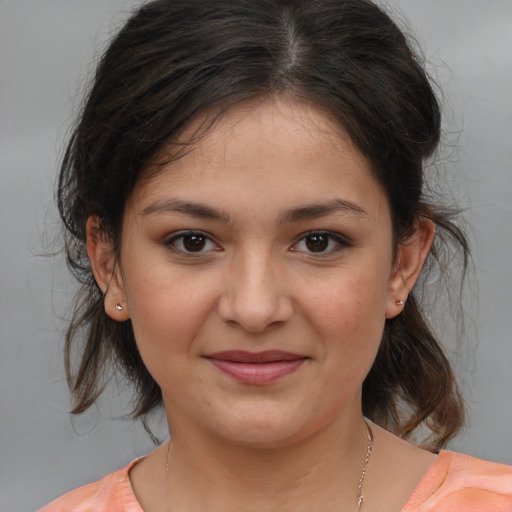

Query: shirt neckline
[{"left": 122, "top": 451, "right": 452, "bottom": 512}]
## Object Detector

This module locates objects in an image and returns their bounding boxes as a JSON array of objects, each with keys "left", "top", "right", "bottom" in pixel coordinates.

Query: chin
[
  {"left": 204, "top": 402, "right": 320, "bottom": 449},
  {"left": 218, "top": 426, "right": 305, "bottom": 450}
]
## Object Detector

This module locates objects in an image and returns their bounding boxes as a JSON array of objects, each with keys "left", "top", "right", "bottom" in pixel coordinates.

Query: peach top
[{"left": 40, "top": 451, "right": 512, "bottom": 512}]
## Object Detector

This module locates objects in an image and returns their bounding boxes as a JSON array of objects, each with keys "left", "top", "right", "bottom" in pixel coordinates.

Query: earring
[
  {"left": 395, "top": 299, "right": 405, "bottom": 306},
  {"left": 115, "top": 303, "right": 124, "bottom": 310}
]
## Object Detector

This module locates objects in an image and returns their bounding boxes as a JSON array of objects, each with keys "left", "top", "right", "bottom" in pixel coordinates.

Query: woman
[{"left": 41, "top": 0, "right": 512, "bottom": 510}]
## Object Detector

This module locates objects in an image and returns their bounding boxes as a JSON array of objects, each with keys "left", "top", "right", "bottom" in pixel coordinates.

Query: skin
[{"left": 88, "top": 96, "right": 436, "bottom": 512}]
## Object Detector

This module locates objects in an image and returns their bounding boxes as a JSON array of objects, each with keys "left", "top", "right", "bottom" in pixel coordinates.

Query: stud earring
[
  {"left": 395, "top": 299, "right": 405, "bottom": 306},
  {"left": 115, "top": 303, "right": 124, "bottom": 310}
]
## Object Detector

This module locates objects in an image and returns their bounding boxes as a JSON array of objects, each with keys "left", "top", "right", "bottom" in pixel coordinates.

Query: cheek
[
  {"left": 300, "top": 263, "right": 391, "bottom": 389},
  {"left": 121, "top": 264, "right": 219, "bottom": 375},
  {"left": 303, "top": 265, "right": 390, "bottom": 335},
  {"left": 127, "top": 291, "right": 212, "bottom": 396}
]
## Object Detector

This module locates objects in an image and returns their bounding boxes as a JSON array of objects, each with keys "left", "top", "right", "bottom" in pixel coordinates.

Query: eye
[
  {"left": 291, "top": 231, "right": 351, "bottom": 255},
  {"left": 165, "top": 231, "right": 219, "bottom": 254}
]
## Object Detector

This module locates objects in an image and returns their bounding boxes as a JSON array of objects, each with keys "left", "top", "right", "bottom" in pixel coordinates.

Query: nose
[{"left": 217, "top": 249, "right": 293, "bottom": 333}]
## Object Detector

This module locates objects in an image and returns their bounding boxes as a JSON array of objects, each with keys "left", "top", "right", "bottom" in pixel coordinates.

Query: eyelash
[
  {"left": 164, "top": 230, "right": 220, "bottom": 256},
  {"left": 291, "top": 231, "right": 352, "bottom": 256},
  {"left": 164, "top": 229, "right": 352, "bottom": 258}
]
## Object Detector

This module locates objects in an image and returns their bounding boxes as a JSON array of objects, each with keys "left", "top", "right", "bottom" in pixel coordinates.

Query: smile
[{"left": 203, "top": 350, "right": 309, "bottom": 384}]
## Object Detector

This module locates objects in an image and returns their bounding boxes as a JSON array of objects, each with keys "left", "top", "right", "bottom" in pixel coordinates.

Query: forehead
[{"left": 130, "top": 96, "right": 389, "bottom": 223}]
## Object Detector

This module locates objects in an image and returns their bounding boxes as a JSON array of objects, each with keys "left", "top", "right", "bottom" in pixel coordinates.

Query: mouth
[{"left": 203, "top": 350, "right": 309, "bottom": 384}]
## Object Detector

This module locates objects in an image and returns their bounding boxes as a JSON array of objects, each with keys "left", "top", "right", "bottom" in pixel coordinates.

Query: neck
[{"left": 164, "top": 412, "right": 370, "bottom": 512}]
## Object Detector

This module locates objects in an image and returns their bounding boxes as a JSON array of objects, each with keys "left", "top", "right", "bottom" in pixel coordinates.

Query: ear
[
  {"left": 86, "top": 215, "right": 130, "bottom": 321},
  {"left": 385, "top": 218, "right": 435, "bottom": 319}
]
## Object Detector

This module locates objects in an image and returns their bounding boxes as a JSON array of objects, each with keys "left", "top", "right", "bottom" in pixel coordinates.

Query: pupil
[
  {"left": 306, "top": 235, "right": 329, "bottom": 252},
  {"left": 183, "top": 235, "right": 206, "bottom": 252}
]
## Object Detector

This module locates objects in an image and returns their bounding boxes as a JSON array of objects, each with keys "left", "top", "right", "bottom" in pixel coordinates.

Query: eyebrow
[
  {"left": 141, "top": 199, "right": 232, "bottom": 223},
  {"left": 279, "top": 199, "right": 368, "bottom": 223},
  {"left": 140, "top": 198, "right": 367, "bottom": 224}
]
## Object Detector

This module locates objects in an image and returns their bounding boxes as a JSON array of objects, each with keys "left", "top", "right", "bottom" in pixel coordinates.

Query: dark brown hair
[{"left": 59, "top": 0, "right": 467, "bottom": 449}]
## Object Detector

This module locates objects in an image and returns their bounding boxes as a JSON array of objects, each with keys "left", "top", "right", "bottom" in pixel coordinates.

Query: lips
[{"left": 204, "top": 350, "right": 309, "bottom": 384}]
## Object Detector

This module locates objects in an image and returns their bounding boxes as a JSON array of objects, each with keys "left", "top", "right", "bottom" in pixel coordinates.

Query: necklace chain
[
  {"left": 165, "top": 421, "right": 374, "bottom": 512},
  {"left": 357, "top": 421, "right": 374, "bottom": 511}
]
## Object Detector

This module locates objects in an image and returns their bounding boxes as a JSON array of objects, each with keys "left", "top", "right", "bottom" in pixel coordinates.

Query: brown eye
[
  {"left": 291, "top": 231, "right": 351, "bottom": 256},
  {"left": 166, "top": 231, "right": 218, "bottom": 254},
  {"left": 305, "top": 234, "right": 329, "bottom": 252},
  {"left": 182, "top": 234, "right": 206, "bottom": 252}
]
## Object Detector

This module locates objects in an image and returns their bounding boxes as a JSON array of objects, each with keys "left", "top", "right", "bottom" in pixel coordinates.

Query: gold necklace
[
  {"left": 165, "top": 421, "right": 374, "bottom": 512},
  {"left": 357, "top": 421, "right": 374, "bottom": 511}
]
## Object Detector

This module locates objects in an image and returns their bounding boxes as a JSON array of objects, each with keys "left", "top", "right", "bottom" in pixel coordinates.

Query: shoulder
[
  {"left": 403, "top": 451, "right": 512, "bottom": 511},
  {"left": 39, "top": 460, "right": 143, "bottom": 512}
]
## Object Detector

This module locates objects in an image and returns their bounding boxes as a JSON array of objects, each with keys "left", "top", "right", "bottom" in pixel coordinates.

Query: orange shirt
[{"left": 40, "top": 451, "right": 512, "bottom": 511}]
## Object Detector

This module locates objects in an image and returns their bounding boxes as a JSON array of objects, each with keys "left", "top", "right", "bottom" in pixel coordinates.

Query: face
[{"left": 95, "top": 97, "right": 420, "bottom": 448}]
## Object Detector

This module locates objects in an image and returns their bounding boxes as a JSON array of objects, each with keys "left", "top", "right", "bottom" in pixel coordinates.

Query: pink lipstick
[{"left": 204, "top": 350, "right": 308, "bottom": 384}]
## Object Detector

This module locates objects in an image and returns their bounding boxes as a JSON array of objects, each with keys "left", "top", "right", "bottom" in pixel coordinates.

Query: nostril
[
  {"left": 218, "top": 297, "right": 293, "bottom": 333},
  {"left": 217, "top": 262, "right": 293, "bottom": 331}
]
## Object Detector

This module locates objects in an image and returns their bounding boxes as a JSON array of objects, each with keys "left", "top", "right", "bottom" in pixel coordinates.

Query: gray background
[{"left": 1, "top": 1, "right": 511, "bottom": 511}]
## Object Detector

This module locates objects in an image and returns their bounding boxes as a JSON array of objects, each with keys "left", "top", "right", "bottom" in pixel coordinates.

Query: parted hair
[{"left": 59, "top": 0, "right": 468, "bottom": 449}]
